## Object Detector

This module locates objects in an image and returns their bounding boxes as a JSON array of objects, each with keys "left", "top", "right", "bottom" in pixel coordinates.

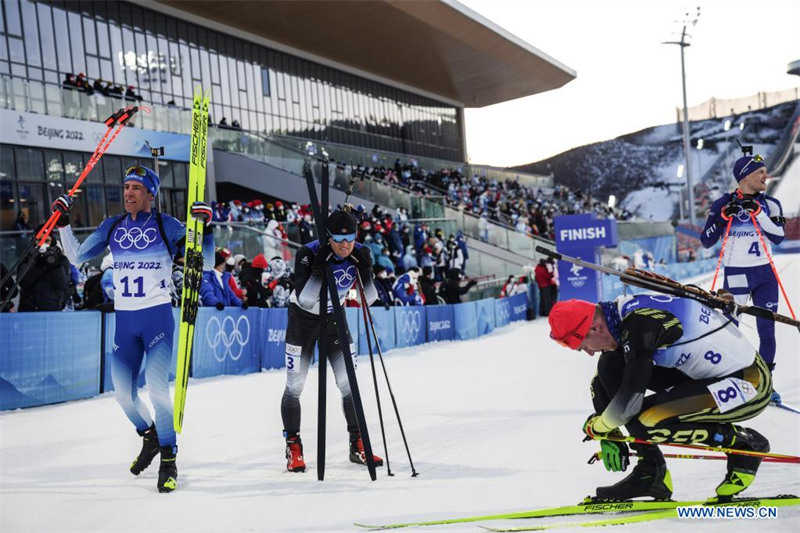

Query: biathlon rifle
[{"left": 535, "top": 246, "right": 800, "bottom": 331}]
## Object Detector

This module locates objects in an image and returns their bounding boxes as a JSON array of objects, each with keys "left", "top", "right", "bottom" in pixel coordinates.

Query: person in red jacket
[
  {"left": 218, "top": 248, "right": 245, "bottom": 300},
  {"left": 534, "top": 259, "right": 553, "bottom": 317}
]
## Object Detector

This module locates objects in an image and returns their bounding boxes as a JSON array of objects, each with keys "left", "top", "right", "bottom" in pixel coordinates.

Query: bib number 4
[{"left": 748, "top": 242, "right": 761, "bottom": 257}]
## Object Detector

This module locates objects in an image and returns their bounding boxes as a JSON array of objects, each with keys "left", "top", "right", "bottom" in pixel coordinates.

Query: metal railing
[{"left": 0, "top": 74, "right": 191, "bottom": 134}]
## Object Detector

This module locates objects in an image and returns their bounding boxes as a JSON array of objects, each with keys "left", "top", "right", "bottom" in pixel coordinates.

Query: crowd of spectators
[
  {"left": 62, "top": 72, "right": 142, "bottom": 101},
  {"left": 207, "top": 198, "right": 477, "bottom": 308},
  {"left": 340, "top": 160, "right": 634, "bottom": 241}
]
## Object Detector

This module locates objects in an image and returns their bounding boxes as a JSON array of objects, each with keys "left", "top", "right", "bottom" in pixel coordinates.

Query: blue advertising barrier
[
  {"left": 261, "top": 308, "right": 288, "bottom": 370},
  {"left": 476, "top": 299, "right": 496, "bottom": 336},
  {"left": 3, "top": 295, "right": 547, "bottom": 410},
  {"left": 1, "top": 312, "right": 102, "bottom": 410},
  {"left": 453, "top": 301, "right": 478, "bottom": 340},
  {"left": 495, "top": 297, "right": 511, "bottom": 327},
  {"left": 192, "top": 307, "right": 261, "bottom": 378},
  {"left": 508, "top": 293, "right": 529, "bottom": 322},
  {"left": 359, "top": 306, "right": 395, "bottom": 354},
  {"left": 102, "top": 309, "right": 181, "bottom": 393},
  {"left": 426, "top": 305, "right": 455, "bottom": 342},
  {"left": 394, "top": 306, "right": 426, "bottom": 348}
]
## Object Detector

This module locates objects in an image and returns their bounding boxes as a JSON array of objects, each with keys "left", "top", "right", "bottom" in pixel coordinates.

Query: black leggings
[{"left": 280, "top": 304, "right": 358, "bottom": 436}]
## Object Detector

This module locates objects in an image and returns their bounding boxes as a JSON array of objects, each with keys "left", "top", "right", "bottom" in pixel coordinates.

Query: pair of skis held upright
[{"left": 174, "top": 86, "right": 210, "bottom": 433}]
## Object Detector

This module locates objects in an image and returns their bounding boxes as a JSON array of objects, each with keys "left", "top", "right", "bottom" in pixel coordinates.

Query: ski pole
[
  {"left": 589, "top": 451, "right": 796, "bottom": 464},
  {"left": 709, "top": 216, "right": 732, "bottom": 292},
  {"left": 750, "top": 212, "right": 796, "bottom": 319},
  {"left": 595, "top": 433, "right": 800, "bottom": 462},
  {"left": 0, "top": 106, "right": 142, "bottom": 311},
  {"left": 356, "top": 273, "right": 419, "bottom": 477},
  {"left": 35, "top": 106, "right": 143, "bottom": 247},
  {"left": 357, "top": 273, "right": 393, "bottom": 476},
  {"left": 0, "top": 106, "right": 133, "bottom": 291}
]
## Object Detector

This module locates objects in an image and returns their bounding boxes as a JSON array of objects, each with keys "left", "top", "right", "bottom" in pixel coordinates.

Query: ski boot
[
  {"left": 157, "top": 446, "right": 178, "bottom": 493},
  {"left": 349, "top": 432, "right": 384, "bottom": 467},
  {"left": 285, "top": 436, "right": 306, "bottom": 473},
  {"left": 716, "top": 426, "right": 769, "bottom": 498},
  {"left": 595, "top": 444, "right": 672, "bottom": 501},
  {"left": 129, "top": 424, "right": 160, "bottom": 475}
]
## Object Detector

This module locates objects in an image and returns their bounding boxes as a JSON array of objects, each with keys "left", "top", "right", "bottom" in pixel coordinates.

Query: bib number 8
[
  {"left": 717, "top": 387, "right": 738, "bottom": 403},
  {"left": 704, "top": 350, "right": 722, "bottom": 364}
]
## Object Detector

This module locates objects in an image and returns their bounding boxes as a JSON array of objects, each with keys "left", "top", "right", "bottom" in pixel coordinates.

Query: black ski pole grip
[{"left": 536, "top": 246, "right": 560, "bottom": 260}]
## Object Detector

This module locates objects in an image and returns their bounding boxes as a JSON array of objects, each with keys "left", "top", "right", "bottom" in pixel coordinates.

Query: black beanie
[{"left": 326, "top": 210, "right": 358, "bottom": 236}]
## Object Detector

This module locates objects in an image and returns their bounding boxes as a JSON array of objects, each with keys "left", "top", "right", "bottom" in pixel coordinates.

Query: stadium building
[{"left": 0, "top": 0, "right": 575, "bottom": 233}]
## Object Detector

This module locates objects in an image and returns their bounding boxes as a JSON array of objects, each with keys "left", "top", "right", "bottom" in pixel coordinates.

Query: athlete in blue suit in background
[
  {"left": 52, "top": 165, "right": 214, "bottom": 493},
  {"left": 700, "top": 154, "right": 785, "bottom": 402}
]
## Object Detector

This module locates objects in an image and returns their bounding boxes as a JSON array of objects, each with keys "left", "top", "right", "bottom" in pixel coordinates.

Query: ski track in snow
[{"left": 2, "top": 256, "right": 799, "bottom": 533}]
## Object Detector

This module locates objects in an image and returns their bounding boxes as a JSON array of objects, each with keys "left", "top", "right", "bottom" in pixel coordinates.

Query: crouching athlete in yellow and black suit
[{"left": 548, "top": 294, "right": 773, "bottom": 501}]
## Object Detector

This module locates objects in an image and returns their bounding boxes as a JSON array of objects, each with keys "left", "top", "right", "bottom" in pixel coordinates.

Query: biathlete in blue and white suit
[
  {"left": 549, "top": 296, "right": 772, "bottom": 502},
  {"left": 51, "top": 165, "right": 214, "bottom": 493},
  {"left": 281, "top": 209, "right": 381, "bottom": 473},
  {"left": 700, "top": 154, "right": 785, "bottom": 378}
]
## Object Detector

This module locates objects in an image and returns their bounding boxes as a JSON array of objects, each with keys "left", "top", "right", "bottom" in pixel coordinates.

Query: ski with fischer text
[{"left": 174, "top": 86, "right": 210, "bottom": 433}]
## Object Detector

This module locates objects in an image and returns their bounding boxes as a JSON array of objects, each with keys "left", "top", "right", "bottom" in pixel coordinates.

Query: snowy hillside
[
  {"left": 1, "top": 256, "right": 799, "bottom": 533},
  {"left": 513, "top": 101, "right": 798, "bottom": 222}
]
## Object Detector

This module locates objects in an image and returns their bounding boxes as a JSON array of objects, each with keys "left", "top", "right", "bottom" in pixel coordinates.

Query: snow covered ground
[{"left": 2, "top": 256, "right": 799, "bottom": 533}]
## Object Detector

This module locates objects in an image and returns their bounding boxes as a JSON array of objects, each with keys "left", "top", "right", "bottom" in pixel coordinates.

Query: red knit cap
[
  {"left": 251, "top": 253, "right": 268, "bottom": 269},
  {"left": 548, "top": 299, "right": 596, "bottom": 350}
]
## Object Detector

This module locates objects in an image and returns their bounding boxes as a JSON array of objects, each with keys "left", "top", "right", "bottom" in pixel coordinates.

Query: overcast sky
[{"left": 459, "top": 0, "right": 800, "bottom": 168}]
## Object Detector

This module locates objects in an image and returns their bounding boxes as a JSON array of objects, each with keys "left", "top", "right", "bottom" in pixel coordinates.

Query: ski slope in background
[{"left": 2, "top": 256, "right": 799, "bottom": 533}]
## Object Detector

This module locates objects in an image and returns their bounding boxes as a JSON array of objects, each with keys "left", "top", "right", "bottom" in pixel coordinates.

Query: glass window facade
[
  {"left": 0, "top": 146, "right": 189, "bottom": 230},
  {"left": 0, "top": 0, "right": 463, "bottom": 161}
]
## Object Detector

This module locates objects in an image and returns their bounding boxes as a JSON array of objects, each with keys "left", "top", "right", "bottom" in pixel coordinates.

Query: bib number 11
[{"left": 120, "top": 276, "right": 145, "bottom": 297}]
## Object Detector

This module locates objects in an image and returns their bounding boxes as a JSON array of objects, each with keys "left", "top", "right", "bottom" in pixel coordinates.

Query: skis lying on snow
[
  {"left": 355, "top": 496, "right": 799, "bottom": 530},
  {"left": 534, "top": 247, "right": 800, "bottom": 331},
  {"left": 478, "top": 495, "right": 800, "bottom": 532},
  {"left": 354, "top": 499, "right": 699, "bottom": 529}
]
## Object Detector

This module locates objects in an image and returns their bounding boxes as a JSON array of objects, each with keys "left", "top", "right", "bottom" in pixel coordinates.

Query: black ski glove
[
  {"left": 312, "top": 244, "right": 333, "bottom": 277},
  {"left": 739, "top": 197, "right": 761, "bottom": 215},
  {"left": 350, "top": 246, "right": 373, "bottom": 281},
  {"left": 721, "top": 200, "right": 742, "bottom": 220}
]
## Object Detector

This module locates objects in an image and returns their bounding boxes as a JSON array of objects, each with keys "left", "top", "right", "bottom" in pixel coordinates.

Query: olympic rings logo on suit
[
  {"left": 399, "top": 309, "right": 422, "bottom": 343},
  {"left": 334, "top": 265, "right": 356, "bottom": 287},
  {"left": 206, "top": 315, "right": 251, "bottom": 362},
  {"left": 113, "top": 226, "right": 158, "bottom": 250}
]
